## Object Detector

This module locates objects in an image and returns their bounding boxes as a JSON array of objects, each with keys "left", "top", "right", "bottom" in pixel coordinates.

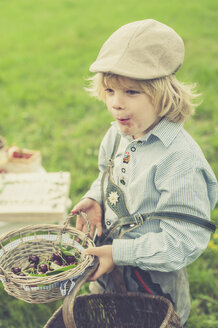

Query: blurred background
[{"left": 0, "top": 0, "right": 217, "bottom": 327}]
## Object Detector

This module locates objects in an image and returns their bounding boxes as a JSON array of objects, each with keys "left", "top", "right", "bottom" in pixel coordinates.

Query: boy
[{"left": 72, "top": 19, "right": 217, "bottom": 325}]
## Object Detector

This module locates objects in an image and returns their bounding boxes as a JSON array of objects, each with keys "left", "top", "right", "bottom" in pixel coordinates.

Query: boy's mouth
[{"left": 117, "top": 118, "right": 130, "bottom": 125}]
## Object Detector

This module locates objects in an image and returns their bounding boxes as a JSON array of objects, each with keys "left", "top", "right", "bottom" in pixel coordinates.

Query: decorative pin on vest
[
  {"left": 123, "top": 152, "right": 130, "bottom": 164},
  {"left": 108, "top": 191, "right": 119, "bottom": 206}
]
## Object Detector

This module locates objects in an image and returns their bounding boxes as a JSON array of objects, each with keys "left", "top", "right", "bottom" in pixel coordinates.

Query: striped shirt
[{"left": 84, "top": 118, "right": 217, "bottom": 272}]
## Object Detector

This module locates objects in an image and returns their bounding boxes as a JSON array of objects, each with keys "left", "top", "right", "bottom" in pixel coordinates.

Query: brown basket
[
  {"left": 0, "top": 212, "right": 96, "bottom": 303},
  {"left": 44, "top": 292, "right": 183, "bottom": 328},
  {"left": 44, "top": 264, "right": 183, "bottom": 328}
]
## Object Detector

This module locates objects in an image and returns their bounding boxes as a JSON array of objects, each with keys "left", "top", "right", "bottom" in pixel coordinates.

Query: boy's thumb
[{"left": 84, "top": 247, "right": 100, "bottom": 256}]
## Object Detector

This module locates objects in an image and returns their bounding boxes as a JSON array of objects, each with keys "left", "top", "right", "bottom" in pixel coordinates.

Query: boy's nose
[{"left": 112, "top": 94, "right": 124, "bottom": 110}]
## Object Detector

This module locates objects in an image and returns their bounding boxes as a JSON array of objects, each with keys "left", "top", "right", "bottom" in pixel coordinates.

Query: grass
[{"left": 0, "top": 0, "right": 217, "bottom": 327}]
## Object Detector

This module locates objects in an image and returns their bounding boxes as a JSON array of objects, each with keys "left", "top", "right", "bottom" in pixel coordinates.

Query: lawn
[{"left": 0, "top": 0, "right": 217, "bottom": 327}]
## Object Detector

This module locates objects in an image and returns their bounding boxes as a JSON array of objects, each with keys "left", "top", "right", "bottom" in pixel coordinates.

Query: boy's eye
[
  {"left": 126, "top": 89, "right": 140, "bottom": 95},
  {"left": 105, "top": 88, "right": 114, "bottom": 93}
]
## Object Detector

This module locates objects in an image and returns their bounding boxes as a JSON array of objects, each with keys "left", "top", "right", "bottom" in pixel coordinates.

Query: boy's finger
[
  {"left": 89, "top": 225, "right": 95, "bottom": 238},
  {"left": 76, "top": 220, "right": 84, "bottom": 231},
  {"left": 96, "top": 222, "right": 103, "bottom": 236},
  {"left": 71, "top": 202, "right": 84, "bottom": 213}
]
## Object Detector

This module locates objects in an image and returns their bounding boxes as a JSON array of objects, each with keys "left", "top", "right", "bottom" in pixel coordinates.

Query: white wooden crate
[{"left": 0, "top": 172, "right": 71, "bottom": 223}]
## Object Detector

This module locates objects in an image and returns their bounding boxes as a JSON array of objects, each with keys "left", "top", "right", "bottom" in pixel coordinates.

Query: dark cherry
[
  {"left": 64, "top": 255, "right": 75, "bottom": 264},
  {"left": 51, "top": 253, "right": 62, "bottom": 262},
  {"left": 54, "top": 260, "right": 62, "bottom": 266},
  {"left": 38, "top": 264, "right": 48, "bottom": 273},
  {"left": 28, "top": 255, "right": 39, "bottom": 264},
  {"left": 12, "top": 267, "right": 21, "bottom": 274}
]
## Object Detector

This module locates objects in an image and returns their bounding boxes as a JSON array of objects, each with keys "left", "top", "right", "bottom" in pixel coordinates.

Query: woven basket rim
[
  {"left": 0, "top": 222, "right": 84, "bottom": 241},
  {"left": 0, "top": 217, "right": 95, "bottom": 285}
]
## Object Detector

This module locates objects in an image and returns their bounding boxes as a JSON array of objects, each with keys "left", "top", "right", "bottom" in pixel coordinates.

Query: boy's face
[{"left": 104, "top": 76, "right": 159, "bottom": 139}]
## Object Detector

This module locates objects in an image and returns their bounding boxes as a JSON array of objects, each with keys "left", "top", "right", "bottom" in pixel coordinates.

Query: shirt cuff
[
  {"left": 112, "top": 238, "right": 136, "bottom": 266},
  {"left": 82, "top": 190, "right": 102, "bottom": 206}
]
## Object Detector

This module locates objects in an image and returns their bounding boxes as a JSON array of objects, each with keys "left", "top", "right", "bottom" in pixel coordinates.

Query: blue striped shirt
[{"left": 84, "top": 118, "right": 217, "bottom": 272}]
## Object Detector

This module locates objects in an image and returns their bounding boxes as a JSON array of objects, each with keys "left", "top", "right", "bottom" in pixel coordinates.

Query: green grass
[{"left": 0, "top": 0, "right": 217, "bottom": 327}]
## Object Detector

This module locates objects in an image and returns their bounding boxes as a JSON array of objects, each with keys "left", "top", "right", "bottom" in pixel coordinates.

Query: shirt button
[
  {"left": 131, "top": 146, "right": 136, "bottom": 152},
  {"left": 120, "top": 179, "right": 126, "bottom": 185},
  {"left": 106, "top": 220, "right": 111, "bottom": 226},
  {"left": 121, "top": 168, "right": 126, "bottom": 173}
]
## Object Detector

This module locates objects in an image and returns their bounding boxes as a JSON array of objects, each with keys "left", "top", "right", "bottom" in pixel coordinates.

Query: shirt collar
[
  {"left": 146, "top": 118, "right": 183, "bottom": 147},
  {"left": 111, "top": 118, "right": 183, "bottom": 147}
]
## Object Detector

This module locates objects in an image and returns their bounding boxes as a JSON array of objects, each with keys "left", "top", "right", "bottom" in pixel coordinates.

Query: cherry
[
  {"left": 65, "top": 255, "right": 75, "bottom": 264},
  {"left": 12, "top": 267, "right": 21, "bottom": 274},
  {"left": 51, "top": 253, "right": 62, "bottom": 262},
  {"left": 54, "top": 260, "right": 62, "bottom": 266},
  {"left": 28, "top": 255, "right": 39, "bottom": 264},
  {"left": 38, "top": 264, "right": 48, "bottom": 273}
]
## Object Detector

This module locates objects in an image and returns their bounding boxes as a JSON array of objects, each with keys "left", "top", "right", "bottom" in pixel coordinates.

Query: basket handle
[
  {"left": 62, "top": 256, "right": 99, "bottom": 328},
  {"left": 63, "top": 211, "right": 91, "bottom": 236}
]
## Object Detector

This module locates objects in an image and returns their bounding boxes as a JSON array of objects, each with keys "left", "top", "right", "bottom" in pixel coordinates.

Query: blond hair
[{"left": 86, "top": 73, "right": 201, "bottom": 123}]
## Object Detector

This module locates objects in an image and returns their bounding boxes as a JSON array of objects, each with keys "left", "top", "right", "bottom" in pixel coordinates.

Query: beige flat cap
[{"left": 90, "top": 19, "right": 184, "bottom": 80}]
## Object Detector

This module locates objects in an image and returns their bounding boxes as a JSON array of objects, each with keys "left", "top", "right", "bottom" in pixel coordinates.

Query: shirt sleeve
[{"left": 112, "top": 158, "right": 217, "bottom": 272}]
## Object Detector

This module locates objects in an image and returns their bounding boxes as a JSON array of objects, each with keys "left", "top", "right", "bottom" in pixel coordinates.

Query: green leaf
[
  {"left": 45, "top": 263, "right": 77, "bottom": 276},
  {"left": 58, "top": 242, "right": 81, "bottom": 258},
  {"left": 49, "top": 262, "right": 63, "bottom": 270},
  {"left": 29, "top": 273, "right": 46, "bottom": 277}
]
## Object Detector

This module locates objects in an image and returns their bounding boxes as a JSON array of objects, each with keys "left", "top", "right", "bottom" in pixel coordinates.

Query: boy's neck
[{"left": 132, "top": 117, "right": 162, "bottom": 139}]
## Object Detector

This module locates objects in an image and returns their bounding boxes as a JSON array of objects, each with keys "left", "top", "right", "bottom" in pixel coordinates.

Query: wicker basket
[
  {"left": 0, "top": 212, "right": 97, "bottom": 303},
  {"left": 44, "top": 292, "right": 184, "bottom": 328}
]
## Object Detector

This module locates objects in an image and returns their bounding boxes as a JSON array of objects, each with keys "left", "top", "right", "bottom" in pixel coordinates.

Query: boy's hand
[
  {"left": 72, "top": 198, "right": 103, "bottom": 238},
  {"left": 84, "top": 245, "right": 114, "bottom": 281}
]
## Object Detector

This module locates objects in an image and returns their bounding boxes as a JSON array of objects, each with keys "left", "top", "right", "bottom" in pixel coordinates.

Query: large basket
[
  {"left": 44, "top": 292, "right": 183, "bottom": 328},
  {"left": 0, "top": 212, "right": 96, "bottom": 303}
]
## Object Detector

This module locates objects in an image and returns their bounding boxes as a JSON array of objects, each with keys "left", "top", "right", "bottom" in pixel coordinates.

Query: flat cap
[{"left": 90, "top": 19, "right": 184, "bottom": 80}]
